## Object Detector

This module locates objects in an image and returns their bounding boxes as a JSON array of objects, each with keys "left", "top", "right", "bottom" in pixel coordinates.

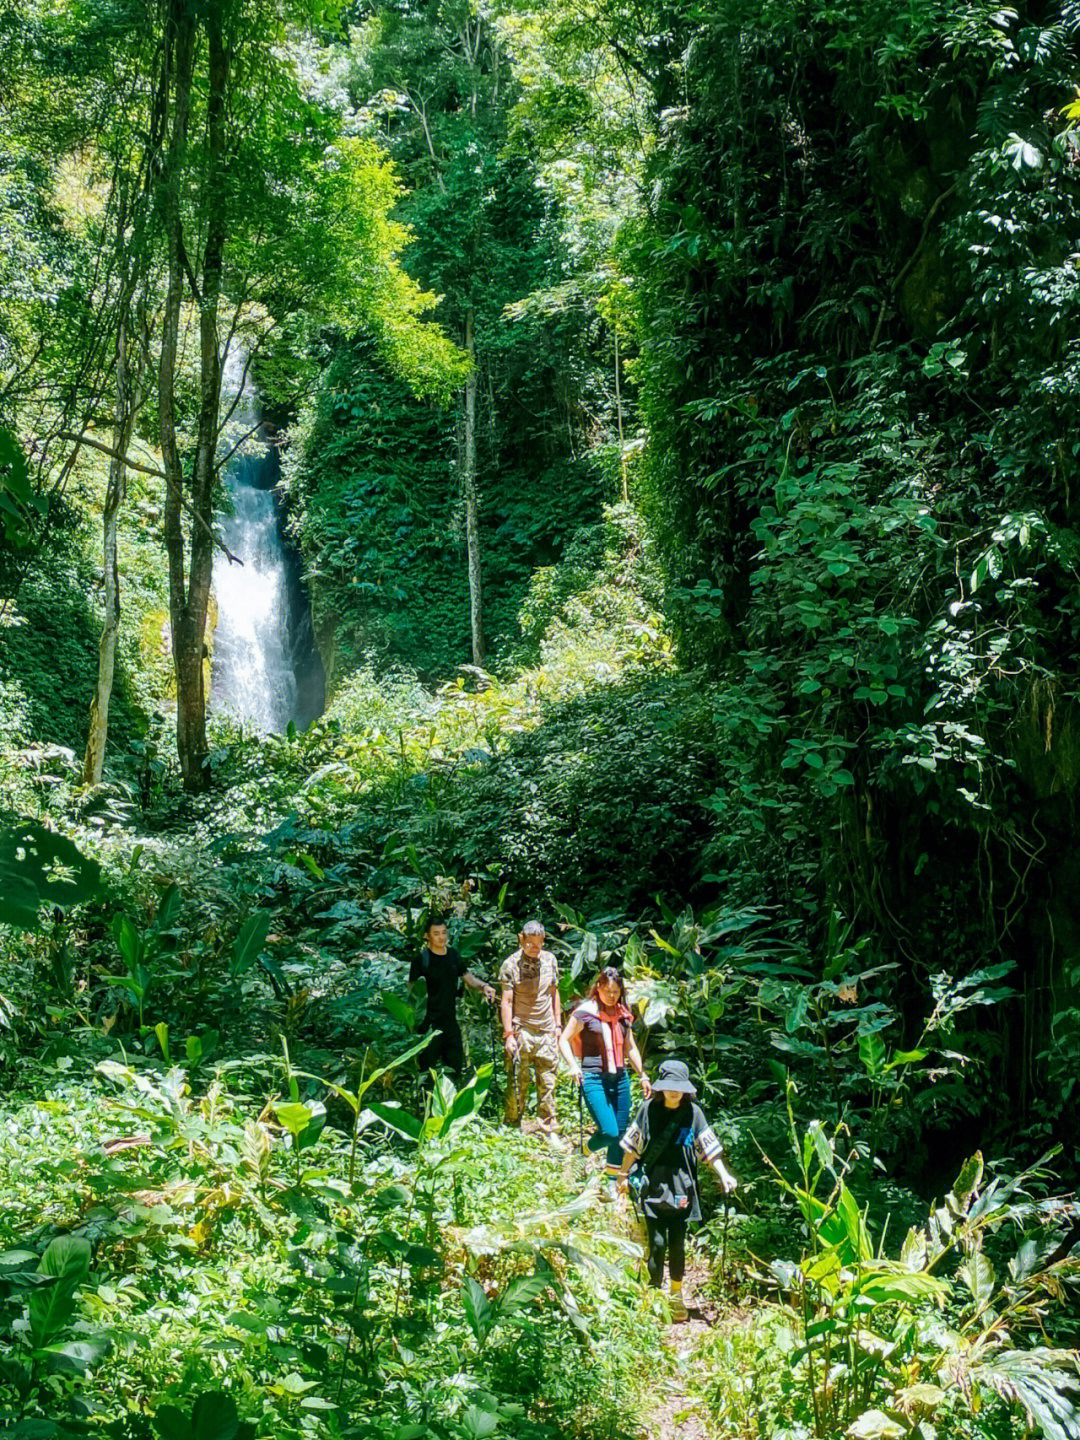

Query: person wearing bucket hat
[{"left": 616, "top": 1058, "right": 737, "bottom": 1321}]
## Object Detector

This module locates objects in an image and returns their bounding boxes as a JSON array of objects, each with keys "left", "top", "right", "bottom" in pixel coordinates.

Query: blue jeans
[{"left": 581, "top": 1069, "right": 631, "bottom": 1169}]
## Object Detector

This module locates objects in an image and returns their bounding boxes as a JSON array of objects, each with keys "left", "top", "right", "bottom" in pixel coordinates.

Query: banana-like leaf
[
  {"left": 367, "top": 1101, "right": 424, "bottom": 1142},
  {"left": 382, "top": 992, "right": 416, "bottom": 1030},
  {"left": 28, "top": 1236, "right": 91, "bottom": 1345},
  {"left": 38, "top": 1334, "right": 109, "bottom": 1373},
  {"left": 433, "top": 1065, "right": 492, "bottom": 1138},
  {"left": 462, "top": 1276, "right": 492, "bottom": 1343},
  {"left": 230, "top": 911, "right": 272, "bottom": 979}
]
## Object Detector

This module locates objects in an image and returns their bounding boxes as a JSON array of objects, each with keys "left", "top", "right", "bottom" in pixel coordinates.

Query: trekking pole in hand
[
  {"left": 576, "top": 1078, "right": 587, "bottom": 1181},
  {"left": 490, "top": 1010, "right": 500, "bottom": 1102},
  {"left": 628, "top": 1173, "right": 646, "bottom": 1279},
  {"left": 720, "top": 1190, "right": 731, "bottom": 1291}
]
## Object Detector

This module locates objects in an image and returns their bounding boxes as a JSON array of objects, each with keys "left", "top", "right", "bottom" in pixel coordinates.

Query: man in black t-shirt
[{"left": 409, "top": 916, "right": 496, "bottom": 1077}]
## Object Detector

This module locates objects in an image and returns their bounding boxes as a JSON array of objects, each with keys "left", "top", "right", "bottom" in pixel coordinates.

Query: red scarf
[{"left": 596, "top": 1002, "right": 632, "bottom": 1072}]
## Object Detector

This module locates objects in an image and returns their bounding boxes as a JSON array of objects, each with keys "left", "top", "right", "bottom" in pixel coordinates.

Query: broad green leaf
[
  {"left": 971, "top": 1347, "right": 1080, "bottom": 1440},
  {"left": 0, "top": 1249, "right": 40, "bottom": 1269},
  {"left": 460, "top": 1407, "right": 499, "bottom": 1439},
  {"left": 39, "top": 1335, "right": 109, "bottom": 1372},
  {"left": 499, "top": 1271, "right": 549, "bottom": 1316},
  {"left": 899, "top": 1227, "right": 927, "bottom": 1272},
  {"left": 404, "top": 1245, "right": 440, "bottom": 1268},
  {"left": 960, "top": 1251, "right": 996, "bottom": 1307},
  {"left": 896, "top": 1383, "right": 944, "bottom": 1410},
  {"left": 434, "top": 1067, "right": 492, "bottom": 1138},
  {"left": 273, "top": 1101, "right": 324, "bottom": 1147},
  {"left": 837, "top": 1181, "right": 871, "bottom": 1261},
  {"left": 0, "top": 823, "right": 103, "bottom": 932},
  {"left": 192, "top": 1390, "right": 242, "bottom": 1439},
  {"left": 295, "top": 1099, "right": 326, "bottom": 1151},
  {"left": 114, "top": 914, "right": 143, "bottom": 970},
  {"left": 374, "top": 1184, "right": 413, "bottom": 1208},
  {"left": 846, "top": 1410, "right": 905, "bottom": 1439},
  {"left": 267, "top": 1372, "right": 318, "bottom": 1398},
  {"left": 1004, "top": 134, "right": 1043, "bottom": 171},
  {"left": 354, "top": 1033, "right": 437, "bottom": 1101},
  {"left": 647, "top": 929, "right": 683, "bottom": 958},
  {"left": 230, "top": 911, "right": 272, "bottom": 979},
  {"left": 885, "top": 1048, "right": 927, "bottom": 1070},
  {"left": 858, "top": 1031, "right": 886, "bottom": 1077},
  {"left": 154, "top": 1413, "right": 196, "bottom": 1440},
  {"left": 367, "top": 1101, "right": 424, "bottom": 1142},
  {"left": 857, "top": 1268, "right": 948, "bottom": 1305},
  {"left": 807, "top": 1120, "right": 835, "bottom": 1175},
  {"left": 785, "top": 989, "right": 809, "bottom": 1035},
  {"left": 948, "top": 1152, "right": 983, "bottom": 1212},
  {"left": 154, "top": 1022, "right": 171, "bottom": 1063},
  {"left": 156, "top": 882, "right": 182, "bottom": 930},
  {"left": 0, "top": 425, "right": 42, "bottom": 548},
  {"left": 382, "top": 992, "right": 416, "bottom": 1030},
  {"left": 462, "top": 1276, "right": 491, "bottom": 1343},
  {"left": 28, "top": 1277, "right": 77, "bottom": 1344},
  {"left": 28, "top": 1236, "right": 91, "bottom": 1343}
]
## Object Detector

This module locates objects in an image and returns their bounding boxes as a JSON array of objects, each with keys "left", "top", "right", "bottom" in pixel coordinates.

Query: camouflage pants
[{"left": 504, "top": 1027, "right": 559, "bottom": 1128}]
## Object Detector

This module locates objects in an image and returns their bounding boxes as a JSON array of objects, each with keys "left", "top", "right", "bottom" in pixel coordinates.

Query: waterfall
[{"left": 211, "top": 355, "right": 324, "bottom": 733}]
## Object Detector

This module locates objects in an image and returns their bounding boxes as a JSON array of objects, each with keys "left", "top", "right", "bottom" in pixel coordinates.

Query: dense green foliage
[
  {"left": 284, "top": 3, "right": 624, "bottom": 679},
  {"left": 627, "top": 0, "right": 1080, "bottom": 1137},
  {"left": 1, "top": 0, "right": 1080, "bottom": 1436}
]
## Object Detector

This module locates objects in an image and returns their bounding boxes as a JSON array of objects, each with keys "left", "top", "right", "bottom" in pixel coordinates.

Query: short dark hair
[
  {"left": 521, "top": 919, "right": 545, "bottom": 937},
  {"left": 425, "top": 914, "right": 448, "bottom": 934}
]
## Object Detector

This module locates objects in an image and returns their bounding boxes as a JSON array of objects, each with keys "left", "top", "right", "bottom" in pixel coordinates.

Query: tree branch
[
  {"left": 59, "top": 431, "right": 168, "bottom": 478},
  {"left": 57, "top": 431, "right": 244, "bottom": 566}
]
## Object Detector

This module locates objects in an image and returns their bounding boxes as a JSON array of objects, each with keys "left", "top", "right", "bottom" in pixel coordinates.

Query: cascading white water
[{"left": 211, "top": 355, "right": 300, "bottom": 733}]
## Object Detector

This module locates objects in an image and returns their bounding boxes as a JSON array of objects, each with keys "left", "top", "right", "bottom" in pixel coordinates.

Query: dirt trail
[
  {"left": 554, "top": 1130, "right": 733, "bottom": 1439},
  {"left": 645, "top": 1257, "right": 718, "bottom": 1440}
]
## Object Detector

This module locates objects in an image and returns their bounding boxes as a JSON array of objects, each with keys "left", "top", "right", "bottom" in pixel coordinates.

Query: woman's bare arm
[{"left": 558, "top": 1013, "right": 583, "bottom": 1080}]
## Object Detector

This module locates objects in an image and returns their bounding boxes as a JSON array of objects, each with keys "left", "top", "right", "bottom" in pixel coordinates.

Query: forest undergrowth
[
  {"left": 1, "top": 536, "right": 1078, "bottom": 1440},
  {"left": 5, "top": 0, "right": 1080, "bottom": 1433}
]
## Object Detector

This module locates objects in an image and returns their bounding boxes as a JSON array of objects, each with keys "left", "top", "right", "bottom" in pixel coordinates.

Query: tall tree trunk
[
  {"left": 82, "top": 26, "right": 163, "bottom": 789},
  {"left": 82, "top": 300, "right": 149, "bottom": 785},
  {"left": 463, "top": 310, "right": 483, "bottom": 667},
  {"left": 158, "top": 3, "right": 229, "bottom": 792},
  {"left": 83, "top": 436, "right": 124, "bottom": 785},
  {"left": 158, "top": 2, "right": 206, "bottom": 790},
  {"left": 614, "top": 328, "right": 628, "bottom": 503}
]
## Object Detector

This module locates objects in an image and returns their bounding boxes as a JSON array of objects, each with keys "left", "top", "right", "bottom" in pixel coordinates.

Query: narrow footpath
[{"left": 548, "top": 1123, "right": 736, "bottom": 1440}]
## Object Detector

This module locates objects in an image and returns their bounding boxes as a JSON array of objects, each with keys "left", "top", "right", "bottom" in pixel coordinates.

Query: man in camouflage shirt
[{"left": 499, "top": 920, "right": 562, "bottom": 1134}]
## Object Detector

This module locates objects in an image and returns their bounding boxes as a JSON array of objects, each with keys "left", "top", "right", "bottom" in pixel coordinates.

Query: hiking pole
[
  {"left": 507, "top": 1031, "right": 520, "bottom": 1125},
  {"left": 490, "top": 1008, "right": 500, "bottom": 1103},
  {"left": 576, "top": 1078, "right": 587, "bottom": 1182},
  {"left": 720, "top": 1190, "right": 731, "bottom": 1291},
  {"left": 718, "top": 1183, "right": 750, "bottom": 1290},
  {"left": 628, "top": 1174, "right": 646, "bottom": 1280}
]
